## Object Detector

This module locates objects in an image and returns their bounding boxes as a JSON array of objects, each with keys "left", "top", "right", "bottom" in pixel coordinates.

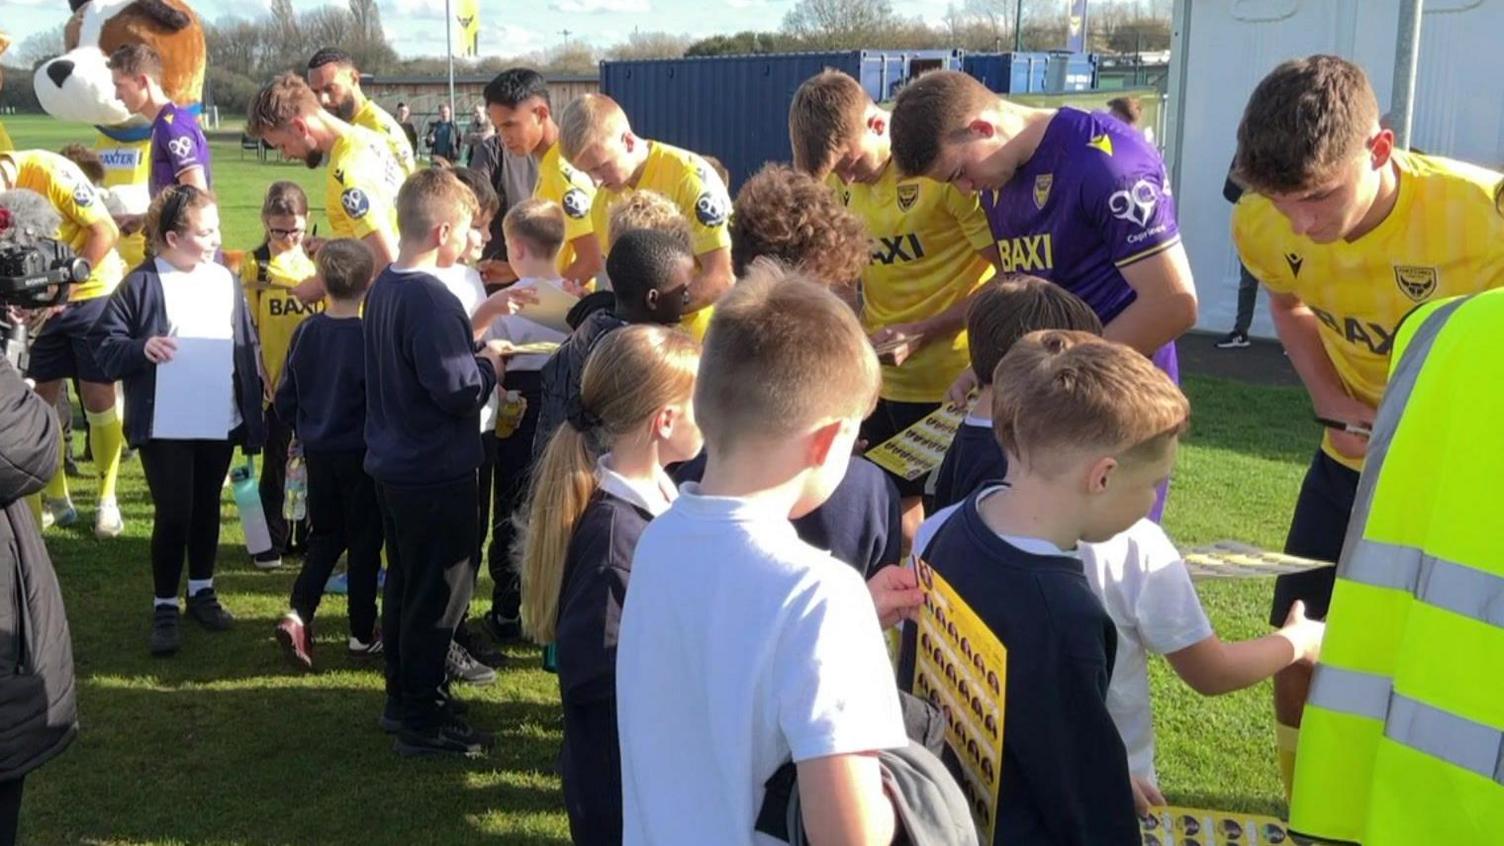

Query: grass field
[{"left": 6, "top": 114, "right": 1319, "bottom": 844}]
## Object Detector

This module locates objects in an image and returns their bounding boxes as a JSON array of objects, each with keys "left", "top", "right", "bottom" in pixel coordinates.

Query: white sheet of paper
[
  {"left": 152, "top": 337, "right": 236, "bottom": 440},
  {"left": 515, "top": 280, "right": 580, "bottom": 334}
]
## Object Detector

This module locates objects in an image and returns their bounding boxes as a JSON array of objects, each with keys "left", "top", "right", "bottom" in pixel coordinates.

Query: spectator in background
[
  {"left": 1107, "top": 95, "right": 1154, "bottom": 145},
  {"left": 463, "top": 105, "right": 494, "bottom": 167},
  {"left": 426, "top": 103, "right": 459, "bottom": 164},
  {"left": 396, "top": 103, "right": 419, "bottom": 154},
  {"left": 1217, "top": 167, "right": 1258, "bottom": 349}
]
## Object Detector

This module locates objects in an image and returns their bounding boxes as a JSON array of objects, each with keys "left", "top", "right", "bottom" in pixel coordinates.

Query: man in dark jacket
[{"left": 0, "top": 354, "right": 77, "bottom": 845}]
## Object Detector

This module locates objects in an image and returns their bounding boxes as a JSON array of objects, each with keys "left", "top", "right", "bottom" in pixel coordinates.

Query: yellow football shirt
[
  {"left": 2, "top": 150, "right": 125, "bottom": 301},
  {"left": 0, "top": 122, "right": 12, "bottom": 152},
  {"left": 353, "top": 98, "right": 417, "bottom": 177},
  {"left": 836, "top": 165, "right": 996, "bottom": 403},
  {"left": 534, "top": 141, "right": 596, "bottom": 275},
  {"left": 1233, "top": 149, "right": 1504, "bottom": 469},
  {"left": 326, "top": 126, "right": 403, "bottom": 243},
  {"left": 240, "top": 247, "right": 322, "bottom": 392},
  {"left": 590, "top": 141, "right": 732, "bottom": 341}
]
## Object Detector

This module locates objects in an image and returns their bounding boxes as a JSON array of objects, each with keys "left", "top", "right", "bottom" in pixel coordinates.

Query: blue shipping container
[
  {"left": 1046, "top": 52, "right": 1099, "bottom": 92},
  {"left": 962, "top": 52, "right": 1050, "bottom": 94},
  {"left": 599, "top": 50, "right": 963, "bottom": 191}
]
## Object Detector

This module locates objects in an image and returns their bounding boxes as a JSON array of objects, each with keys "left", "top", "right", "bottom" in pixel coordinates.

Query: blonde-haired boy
[
  {"left": 617, "top": 272, "right": 915, "bottom": 843},
  {"left": 905, "top": 331, "right": 1190, "bottom": 845},
  {"left": 363, "top": 168, "right": 506, "bottom": 757}
]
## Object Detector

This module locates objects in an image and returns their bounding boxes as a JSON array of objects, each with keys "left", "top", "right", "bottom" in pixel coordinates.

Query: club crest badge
[
  {"left": 1033, "top": 174, "right": 1053, "bottom": 210},
  {"left": 896, "top": 183, "right": 919, "bottom": 213},
  {"left": 1393, "top": 265, "right": 1438, "bottom": 302}
]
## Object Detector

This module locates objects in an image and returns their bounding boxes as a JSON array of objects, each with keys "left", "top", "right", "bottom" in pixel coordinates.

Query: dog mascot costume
[{"left": 33, "top": 0, "right": 207, "bottom": 266}]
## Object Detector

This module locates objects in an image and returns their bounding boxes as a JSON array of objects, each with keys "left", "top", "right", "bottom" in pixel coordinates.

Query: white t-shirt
[
  {"left": 432, "top": 263, "right": 497, "bottom": 432},
  {"left": 617, "top": 484, "right": 908, "bottom": 845},
  {"left": 1080, "top": 518, "right": 1212, "bottom": 784},
  {"left": 154, "top": 257, "right": 241, "bottom": 434},
  {"left": 483, "top": 276, "right": 569, "bottom": 373}
]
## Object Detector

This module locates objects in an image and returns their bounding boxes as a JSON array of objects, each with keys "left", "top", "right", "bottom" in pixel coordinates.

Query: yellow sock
[
  {"left": 87, "top": 405, "right": 125, "bottom": 502},
  {"left": 1276, "top": 721, "right": 1300, "bottom": 802},
  {"left": 42, "top": 433, "right": 68, "bottom": 501}
]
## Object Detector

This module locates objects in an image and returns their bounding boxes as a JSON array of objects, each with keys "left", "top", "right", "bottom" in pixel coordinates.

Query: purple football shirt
[
  {"left": 983, "top": 107, "right": 1180, "bottom": 381},
  {"left": 149, "top": 103, "right": 212, "bottom": 198}
]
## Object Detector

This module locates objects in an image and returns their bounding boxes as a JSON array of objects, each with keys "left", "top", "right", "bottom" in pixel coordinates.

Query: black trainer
[
  {"left": 446, "top": 640, "right": 497, "bottom": 685},
  {"left": 1216, "top": 330, "right": 1251, "bottom": 349},
  {"left": 393, "top": 714, "right": 495, "bottom": 758},
  {"left": 186, "top": 589, "right": 235, "bottom": 631},
  {"left": 379, "top": 688, "right": 470, "bottom": 734},
  {"left": 480, "top": 611, "right": 523, "bottom": 644},
  {"left": 456, "top": 624, "right": 507, "bottom": 669},
  {"left": 149, "top": 605, "right": 180, "bottom": 656}
]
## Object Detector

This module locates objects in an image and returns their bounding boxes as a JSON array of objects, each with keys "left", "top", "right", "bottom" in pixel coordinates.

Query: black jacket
[
  {"left": 0, "top": 357, "right": 77, "bottom": 781},
  {"left": 533, "top": 308, "right": 627, "bottom": 457},
  {"left": 88, "top": 260, "right": 266, "bottom": 451}
]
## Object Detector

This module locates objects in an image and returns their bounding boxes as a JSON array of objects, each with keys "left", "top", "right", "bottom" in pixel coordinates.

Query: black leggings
[
  {"left": 290, "top": 451, "right": 383, "bottom": 641},
  {"left": 0, "top": 775, "right": 23, "bottom": 846},
  {"left": 139, "top": 440, "right": 235, "bottom": 600}
]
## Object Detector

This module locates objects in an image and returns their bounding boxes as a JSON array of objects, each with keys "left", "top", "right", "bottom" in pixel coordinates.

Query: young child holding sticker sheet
[
  {"left": 616, "top": 272, "right": 919, "bottom": 844},
  {"left": 90, "top": 185, "right": 266, "bottom": 657},
  {"left": 477, "top": 197, "right": 572, "bottom": 642}
]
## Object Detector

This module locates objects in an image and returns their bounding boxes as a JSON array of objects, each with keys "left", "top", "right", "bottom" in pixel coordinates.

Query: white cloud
[
  {"left": 724, "top": 0, "right": 768, "bottom": 7},
  {"left": 482, "top": 23, "right": 546, "bottom": 54},
  {"left": 551, "top": 0, "right": 651, "bottom": 13}
]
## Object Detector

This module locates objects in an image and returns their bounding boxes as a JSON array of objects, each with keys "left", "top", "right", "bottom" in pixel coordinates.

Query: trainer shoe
[
  {"left": 149, "top": 605, "right": 181, "bottom": 656},
  {"left": 186, "top": 588, "right": 235, "bottom": 631},
  {"left": 252, "top": 551, "right": 283, "bottom": 571},
  {"left": 446, "top": 640, "right": 498, "bottom": 686},
  {"left": 378, "top": 688, "right": 469, "bottom": 734},
  {"left": 41, "top": 496, "right": 77, "bottom": 530},
  {"left": 393, "top": 714, "right": 495, "bottom": 758},
  {"left": 348, "top": 633, "right": 383, "bottom": 659},
  {"left": 456, "top": 624, "right": 508, "bottom": 669},
  {"left": 1216, "top": 330, "right": 1251, "bottom": 349},
  {"left": 275, "top": 612, "right": 314, "bottom": 670},
  {"left": 94, "top": 499, "right": 124, "bottom": 540},
  {"left": 480, "top": 611, "right": 522, "bottom": 644}
]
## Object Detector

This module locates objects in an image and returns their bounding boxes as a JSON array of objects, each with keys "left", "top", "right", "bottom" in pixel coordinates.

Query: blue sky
[{"left": 5, "top": 0, "right": 938, "bottom": 60}]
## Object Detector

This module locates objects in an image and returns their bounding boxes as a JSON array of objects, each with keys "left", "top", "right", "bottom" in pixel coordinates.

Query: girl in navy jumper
[
  {"left": 89, "top": 185, "right": 266, "bottom": 657},
  {"left": 517, "top": 325, "right": 702, "bottom": 845}
]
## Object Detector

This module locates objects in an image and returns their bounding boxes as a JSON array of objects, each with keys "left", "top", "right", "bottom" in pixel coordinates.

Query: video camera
[{"left": 0, "top": 190, "right": 93, "bottom": 371}]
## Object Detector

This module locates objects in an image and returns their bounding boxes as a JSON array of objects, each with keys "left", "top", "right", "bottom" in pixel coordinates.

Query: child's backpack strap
[{"left": 252, "top": 244, "right": 272, "bottom": 287}]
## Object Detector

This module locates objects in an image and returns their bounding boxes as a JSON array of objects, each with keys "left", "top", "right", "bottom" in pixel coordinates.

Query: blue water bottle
[{"left": 230, "top": 459, "right": 273, "bottom": 556}]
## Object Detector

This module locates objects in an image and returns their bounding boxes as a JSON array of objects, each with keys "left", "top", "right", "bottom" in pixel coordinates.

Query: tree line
[{"left": 1, "top": 0, "right": 1171, "bottom": 115}]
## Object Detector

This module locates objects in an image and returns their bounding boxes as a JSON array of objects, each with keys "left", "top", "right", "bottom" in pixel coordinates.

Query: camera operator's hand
[{"left": 144, "top": 336, "right": 178, "bottom": 364}]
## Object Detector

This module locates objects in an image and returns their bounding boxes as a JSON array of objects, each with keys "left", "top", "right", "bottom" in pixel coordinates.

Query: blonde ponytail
[{"left": 516, "top": 325, "right": 700, "bottom": 643}]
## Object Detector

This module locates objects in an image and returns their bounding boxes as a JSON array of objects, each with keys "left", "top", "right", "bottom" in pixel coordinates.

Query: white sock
[
  {"left": 187, "top": 578, "right": 214, "bottom": 597},
  {"left": 284, "top": 610, "right": 304, "bottom": 625},
  {"left": 154, "top": 597, "right": 178, "bottom": 609}
]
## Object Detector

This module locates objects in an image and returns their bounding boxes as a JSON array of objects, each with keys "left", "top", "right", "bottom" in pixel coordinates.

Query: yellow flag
[{"left": 457, "top": 0, "right": 480, "bottom": 57}]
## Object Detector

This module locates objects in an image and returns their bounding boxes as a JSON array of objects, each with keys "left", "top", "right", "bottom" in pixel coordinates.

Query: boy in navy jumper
[
  {"left": 903, "top": 330, "right": 1188, "bottom": 846},
  {"left": 933, "top": 276, "right": 1103, "bottom": 510},
  {"left": 273, "top": 240, "right": 381, "bottom": 669},
  {"left": 363, "top": 169, "right": 506, "bottom": 757}
]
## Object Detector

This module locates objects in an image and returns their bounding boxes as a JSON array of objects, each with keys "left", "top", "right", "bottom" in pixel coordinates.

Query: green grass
[{"left": 7, "top": 113, "right": 1318, "bottom": 843}]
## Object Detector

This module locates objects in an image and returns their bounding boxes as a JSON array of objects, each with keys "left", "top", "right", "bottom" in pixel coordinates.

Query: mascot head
[{"left": 33, "top": 0, "right": 205, "bottom": 126}]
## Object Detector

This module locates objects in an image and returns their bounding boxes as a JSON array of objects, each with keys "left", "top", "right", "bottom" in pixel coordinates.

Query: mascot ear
[{"left": 134, "top": 0, "right": 192, "bottom": 32}]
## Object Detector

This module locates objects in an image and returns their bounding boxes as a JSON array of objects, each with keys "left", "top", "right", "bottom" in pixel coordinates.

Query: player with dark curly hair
[{"left": 729, "top": 163, "right": 870, "bottom": 287}]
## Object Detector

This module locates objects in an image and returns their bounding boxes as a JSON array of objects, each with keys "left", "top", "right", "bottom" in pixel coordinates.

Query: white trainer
[{"left": 94, "top": 498, "right": 125, "bottom": 539}]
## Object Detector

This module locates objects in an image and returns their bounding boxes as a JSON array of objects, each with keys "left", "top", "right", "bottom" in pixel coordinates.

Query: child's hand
[
  {"left": 1279, "top": 600, "right": 1325, "bottom": 665},
  {"left": 560, "top": 278, "right": 590, "bottom": 298},
  {"left": 144, "top": 336, "right": 178, "bottom": 364},
  {"left": 945, "top": 367, "right": 978, "bottom": 411},
  {"left": 866, "top": 564, "right": 925, "bottom": 629},
  {"left": 304, "top": 236, "right": 327, "bottom": 257},
  {"left": 478, "top": 259, "right": 516, "bottom": 286},
  {"left": 486, "top": 286, "right": 539, "bottom": 317},
  {"left": 1130, "top": 775, "right": 1165, "bottom": 816}
]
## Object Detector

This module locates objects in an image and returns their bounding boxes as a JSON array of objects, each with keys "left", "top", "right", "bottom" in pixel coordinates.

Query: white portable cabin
[{"left": 1163, "top": 0, "right": 1504, "bottom": 337}]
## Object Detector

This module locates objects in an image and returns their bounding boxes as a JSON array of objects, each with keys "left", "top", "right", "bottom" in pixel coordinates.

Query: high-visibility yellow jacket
[{"left": 1290, "top": 288, "right": 1504, "bottom": 846}]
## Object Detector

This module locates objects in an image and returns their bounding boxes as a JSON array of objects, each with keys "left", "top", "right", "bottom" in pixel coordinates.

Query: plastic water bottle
[
  {"left": 495, "top": 390, "right": 527, "bottom": 439},
  {"left": 283, "top": 441, "right": 307, "bottom": 521},
  {"left": 230, "top": 460, "right": 273, "bottom": 556}
]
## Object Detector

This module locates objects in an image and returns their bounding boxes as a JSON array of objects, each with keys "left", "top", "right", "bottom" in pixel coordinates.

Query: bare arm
[
  {"left": 795, "top": 753, "right": 896, "bottom": 846},
  {"left": 1166, "top": 600, "right": 1324, "bottom": 696},
  {"left": 1267, "top": 289, "right": 1375, "bottom": 457},
  {"left": 81, "top": 218, "right": 120, "bottom": 269},
  {"left": 688, "top": 246, "right": 733, "bottom": 312},
  {"left": 176, "top": 166, "right": 208, "bottom": 192},
  {"left": 1106, "top": 243, "right": 1198, "bottom": 356},
  {"left": 560, "top": 233, "right": 603, "bottom": 286},
  {"left": 869, "top": 245, "right": 999, "bottom": 366}
]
